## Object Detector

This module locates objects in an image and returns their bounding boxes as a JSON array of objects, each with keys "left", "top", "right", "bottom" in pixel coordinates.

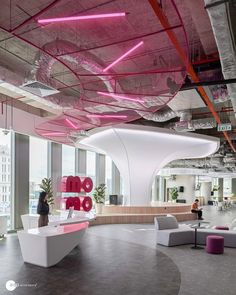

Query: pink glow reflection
[
  {"left": 97, "top": 91, "right": 144, "bottom": 103},
  {"left": 65, "top": 118, "right": 78, "bottom": 129},
  {"left": 87, "top": 114, "right": 127, "bottom": 119},
  {"left": 42, "top": 132, "right": 66, "bottom": 136},
  {"left": 63, "top": 222, "right": 89, "bottom": 233},
  {"left": 103, "top": 41, "right": 144, "bottom": 72}
]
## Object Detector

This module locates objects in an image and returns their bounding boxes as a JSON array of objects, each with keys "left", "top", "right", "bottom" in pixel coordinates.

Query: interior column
[
  {"left": 14, "top": 133, "right": 29, "bottom": 229},
  {"left": 48, "top": 142, "right": 62, "bottom": 209}
]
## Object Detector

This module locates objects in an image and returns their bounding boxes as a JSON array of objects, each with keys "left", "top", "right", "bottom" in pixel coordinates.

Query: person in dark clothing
[
  {"left": 191, "top": 199, "right": 203, "bottom": 220},
  {"left": 37, "top": 191, "right": 49, "bottom": 227}
]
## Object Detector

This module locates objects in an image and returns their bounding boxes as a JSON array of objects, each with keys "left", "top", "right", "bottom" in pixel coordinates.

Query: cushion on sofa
[{"left": 154, "top": 215, "right": 179, "bottom": 230}]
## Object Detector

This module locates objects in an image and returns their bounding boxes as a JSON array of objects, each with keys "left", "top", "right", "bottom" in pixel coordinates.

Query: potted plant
[
  {"left": 40, "top": 178, "right": 54, "bottom": 212},
  {"left": 170, "top": 187, "right": 179, "bottom": 202},
  {"left": 93, "top": 183, "right": 106, "bottom": 214}
]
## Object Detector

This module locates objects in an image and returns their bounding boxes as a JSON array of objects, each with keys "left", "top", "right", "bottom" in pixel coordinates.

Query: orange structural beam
[{"left": 148, "top": 0, "right": 236, "bottom": 152}]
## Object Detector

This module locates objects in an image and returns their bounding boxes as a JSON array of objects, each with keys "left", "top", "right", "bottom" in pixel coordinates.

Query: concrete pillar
[
  {"left": 96, "top": 153, "right": 105, "bottom": 186},
  {"left": 218, "top": 178, "right": 224, "bottom": 201},
  {"left": 159, "top": 177, "right": 166, "bottom": 202},
  {"left": 151, "top": 176, "right": 160, "bottom": 202},
  {"left": 75, "top": 149, "right": 86, "bottom": 176},
  {"left": 112, "top": 162, "right": 120, "bottom": 195},
  {"left": 200, "top": 182, "right": 212, "bottom": 204},
  {"left": 48, "top": 142, "right": 62, "bottom": 209},
  {"left": 232, "top": 178, "right": 236, "bottom": 196},
  {"left": 14, "top": 133, "right": 29, "bottom": 229}
]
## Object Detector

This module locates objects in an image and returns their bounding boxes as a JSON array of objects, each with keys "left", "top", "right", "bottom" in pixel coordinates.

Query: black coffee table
[{"left": 191, "top": 221, "right": 210, "bottom": 249}]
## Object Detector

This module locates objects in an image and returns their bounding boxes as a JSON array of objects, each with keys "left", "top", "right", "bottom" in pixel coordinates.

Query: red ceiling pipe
[
  {"left": 192, "top": 57, "right": 220, "bottom": 66},
  {"left": 10, "top": 0, "right": 62, "bottom": 33},
  {"left": 148, "top": 0, "right": 236, "bottom": 153},
  {"left": 193, "top": 108, "right": 234, "bottom": 117}
]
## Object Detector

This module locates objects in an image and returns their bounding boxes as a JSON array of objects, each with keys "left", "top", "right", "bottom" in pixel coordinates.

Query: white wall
[
  {"left": 166, "top": 175, "right": 196, "bottom": 204},
  {"left": 200, "top": 182, "right": 212, "bottom": 203},
  {"left": 0, "top": 104, "right": 47, "bottom": 137}
]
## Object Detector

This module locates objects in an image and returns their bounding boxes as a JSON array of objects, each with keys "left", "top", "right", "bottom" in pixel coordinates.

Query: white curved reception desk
[{"left": 18, "top": 221, "right": 89, "bottom": 267}]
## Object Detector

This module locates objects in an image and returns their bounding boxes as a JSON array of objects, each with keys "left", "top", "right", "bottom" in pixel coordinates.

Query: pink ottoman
[
  {"left": 206, "top": 235, "right": 224, "bottom": 254},
  {"left": 215, "top": 226, "right": 229, "bottom": 230}
]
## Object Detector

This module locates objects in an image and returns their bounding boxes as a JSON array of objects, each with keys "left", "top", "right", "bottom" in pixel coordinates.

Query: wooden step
[{"left": 90, "top": 212, "right": 197, "bottom": 226}]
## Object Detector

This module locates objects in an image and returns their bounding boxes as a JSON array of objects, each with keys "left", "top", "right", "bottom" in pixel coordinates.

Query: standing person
[
  {"left": 37, "top": 191, "right": 49, "bottom": 227},
  {"left": 191, "top": 199, "right": 203, "bottom": 220}
]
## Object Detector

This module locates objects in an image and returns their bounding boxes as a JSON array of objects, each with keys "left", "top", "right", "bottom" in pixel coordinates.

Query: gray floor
[{"left": 1, "top": 205, "right": 236, "bottom": 294}]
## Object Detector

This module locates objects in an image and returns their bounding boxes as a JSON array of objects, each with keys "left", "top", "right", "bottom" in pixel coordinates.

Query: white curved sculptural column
[{"left": 80, "top": 124, "right": 219, "bottom": 205}]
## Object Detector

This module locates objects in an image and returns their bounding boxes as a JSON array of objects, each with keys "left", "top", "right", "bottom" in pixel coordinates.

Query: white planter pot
[{"left": 95, "top": 203, "right": 103, "bottom": 214}]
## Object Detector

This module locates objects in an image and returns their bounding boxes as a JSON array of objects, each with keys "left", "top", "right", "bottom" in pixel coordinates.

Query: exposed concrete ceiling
[{"left": 0, "top": 0, "right": 234, "bottom": 157}]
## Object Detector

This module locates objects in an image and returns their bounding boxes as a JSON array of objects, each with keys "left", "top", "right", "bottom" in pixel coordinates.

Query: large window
[
  {"left": 105, "top": 156, "right": 112, "bottom": 199},
  {"left": 0, "top": 130, "right": 11, "bottom": 229},
  {"left": 29, "top": 137, "right": 48, "bottom": 214},
  {"left": 62, "top": 145, "right": 75, "bottom": 176},
  {"left": 224, "top": 178, "right": 232, "bottom": 197},
  {"left": 86, "top": 151, "right": 96, "bottom": 191}
]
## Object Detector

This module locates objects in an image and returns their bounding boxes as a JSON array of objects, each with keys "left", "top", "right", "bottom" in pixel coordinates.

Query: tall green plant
[
  {"left": 40, "top": 177, "right": 54, "bottom": 205},
  {"left": 93, "top": 183, "right": 106, "bottom": 204},
  {"left": 170, "top": 187, "right": 179, "bottom": 201}
]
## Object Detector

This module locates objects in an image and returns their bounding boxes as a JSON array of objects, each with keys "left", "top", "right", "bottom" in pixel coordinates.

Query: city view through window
[
  {"left": 0, "top": 130, "right": 11, "bottom": 229},
  {"left": 29, "top": 137, "right": 48, "bottom": 214},
  {"left": 0, "top": 130, "right": 118, "bottom": 228}
]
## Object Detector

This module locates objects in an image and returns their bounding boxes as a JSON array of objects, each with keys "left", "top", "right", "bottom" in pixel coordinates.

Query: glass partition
[{"left": 62, "top": 145, "right": 75, "bottom": 176}]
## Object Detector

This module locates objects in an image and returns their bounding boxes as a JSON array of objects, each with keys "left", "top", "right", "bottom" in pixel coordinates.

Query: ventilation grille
[{"left": 21, "top": 81, "right": 59, "bottom": 97}]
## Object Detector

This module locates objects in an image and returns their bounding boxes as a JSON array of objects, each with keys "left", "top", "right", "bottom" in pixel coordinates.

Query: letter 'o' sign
[
  {"left": 61, "top": 176, "right": 93, "bottom": 193},
  {"left": 61, "top": 176, "right": 93, "bottom": 212},
  {"left": 65, "top": 196, "right": 92, "bottom": 212}
]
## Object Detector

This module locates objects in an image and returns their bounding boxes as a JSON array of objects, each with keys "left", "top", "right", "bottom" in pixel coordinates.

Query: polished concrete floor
[{"left": 1, "top": 205, "right": 236, "bottom": 294}]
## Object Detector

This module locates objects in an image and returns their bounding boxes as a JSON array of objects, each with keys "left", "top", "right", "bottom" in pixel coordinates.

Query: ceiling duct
[
  {"left": 21, "top": 81, "right": 60, "bottom": 97},
  {"left": 168, "top": 157, "right": 223, "bottom": 169},
  {"left": 205, "top": 0, "right": 236, "bottom": 115},
  {"left": 138, "top": 109, "right": 178, "bottom": 122},
  {"left": 173, "top": 117, "right": 216, "bottom": 132},
  {"left": 139, "top": 109, "right": 191, "bottom": 122},
  {"left": 174, "top": 120, "right": 194, "bottom": 132},
  {"left": 34, "top": 39, "right": 165, "bottom": 112},
  {"left": 34, "top": 39, "right": 116, "bottom": 110},
  {"left": 140, "top": 105, "right": 216, "bottom": 132},
  {"left": 67, "top": 130, "right": 90, "bottom": 144},
  {"left": 192, "top": 117, "right": 216, "bottom": 129}
]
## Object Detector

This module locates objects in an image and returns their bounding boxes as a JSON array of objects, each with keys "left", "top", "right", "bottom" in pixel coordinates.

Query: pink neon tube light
[
  {"left": 103, "top": 41, "right": 144, "bottom": 72},
  {"left": 38, "top": 13, "right": 126, "bottom": 24},
  {"left": 65, "top": 118, "right": 78, "bottom": 129},
  {"left": 97, "top": 91, "right": 144, "bottom": 103},
  {"left": 42, "top": 132, "right": 66, "bottom": 136},
  {"left": 87, "top": 114, "right": 127, "bottom": 119}
]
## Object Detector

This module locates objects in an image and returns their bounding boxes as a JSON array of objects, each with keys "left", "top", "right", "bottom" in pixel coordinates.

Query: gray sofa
[
  {"left": 197, "top": 229, "right": 236, "bottom": 248},
  {"left": 154, "top": 215, "right": 236, "bottom": 247},
  {"left": 154, "top": 215, "right": 194, "bottom": 246}
]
